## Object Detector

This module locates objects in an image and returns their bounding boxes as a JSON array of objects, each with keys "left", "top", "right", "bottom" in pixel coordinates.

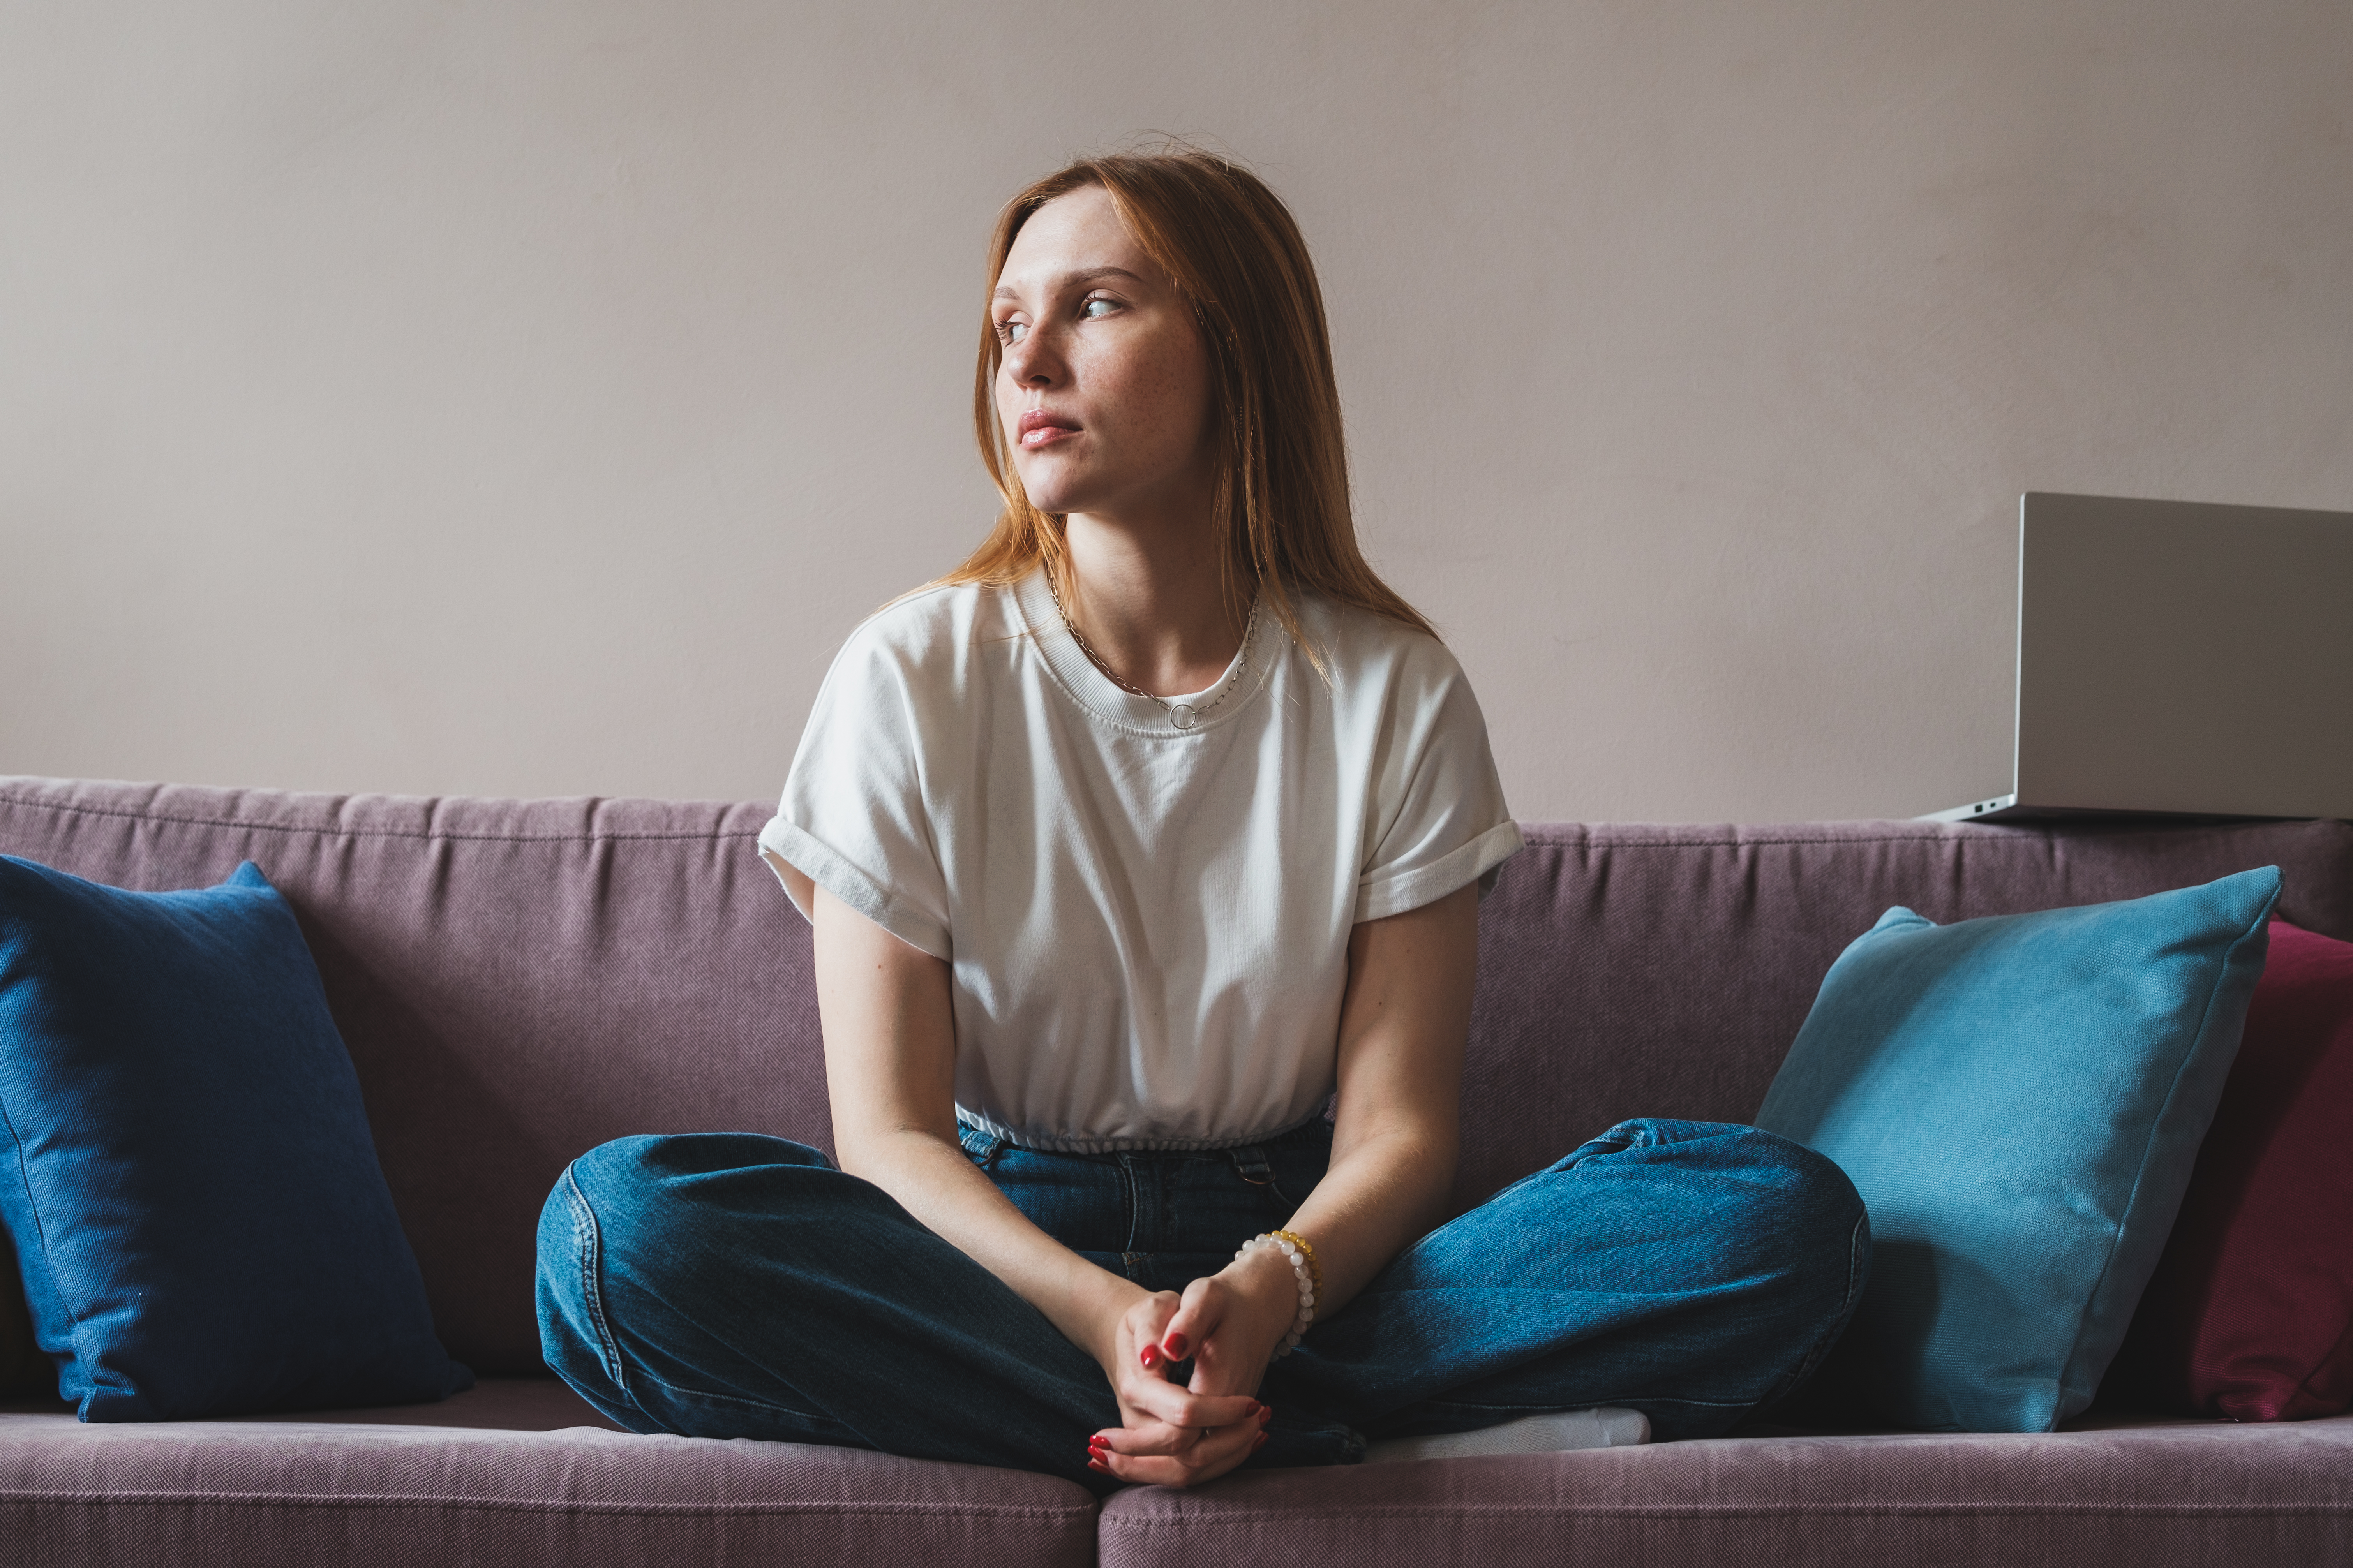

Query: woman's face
[{"left": 991, "top": 185, "right": 1216, "bottom": 523}]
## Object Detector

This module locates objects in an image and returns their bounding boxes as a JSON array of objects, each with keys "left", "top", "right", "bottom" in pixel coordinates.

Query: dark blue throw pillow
[{"left": 0, "top": 856, "right": 471, "bottom": 1420}]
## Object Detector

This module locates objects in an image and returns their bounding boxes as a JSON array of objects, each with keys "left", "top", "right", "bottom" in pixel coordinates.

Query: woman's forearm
[
  {"left": 1242, "top": 883, "right": 1478, "bottom": 1323},
  {"left": 813, "top": 886, "right": 1145, "bottom": 1373},
  {"left": 837, "top": 1124, "right": 1144, "bottom": 1370},
  {"left": 1219, "top": 1120, "right": 1456, "bottom": 1324}
]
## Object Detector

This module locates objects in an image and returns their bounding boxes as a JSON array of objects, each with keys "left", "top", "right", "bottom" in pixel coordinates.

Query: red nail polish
[
  {"left": 1140, "top": 1346, "right": 1160, "bottom": 1370},
  {"left": 1254, "top": 1431, "right": 1269, "bottom": 1450},
  {"left": 1088, "top": 1457, "right": 1110, "bottom": 1472},
  {"left": 1163, "top": 1333, "right": 1189, "bottom": 1358}
]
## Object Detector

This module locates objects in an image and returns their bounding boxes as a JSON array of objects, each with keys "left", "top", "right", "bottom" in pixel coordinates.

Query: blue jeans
[{"left": 536, "top": 1118, "right": 1865, "bottom": 1496}]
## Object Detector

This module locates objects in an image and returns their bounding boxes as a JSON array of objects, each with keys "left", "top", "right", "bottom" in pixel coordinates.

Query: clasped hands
[{"left": 1087, "top": 1244, "right": 1299, "bottom": 1487}]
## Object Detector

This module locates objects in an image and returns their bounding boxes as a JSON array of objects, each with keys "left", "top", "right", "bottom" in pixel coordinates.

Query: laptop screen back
[{"left": 2015, "top": 492, "right": 2353, "bottom": 819}]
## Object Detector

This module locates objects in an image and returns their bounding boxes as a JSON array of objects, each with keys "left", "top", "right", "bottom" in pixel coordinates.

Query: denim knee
[
  {"left": 1558, "top": 1121, "right": 1868, "bottom": 1331},
  {"left": 1675, "top": 1125, "right": 1866, "bottom": 1286},
  {"left": 1721, "top": 1128, "right": 1871, "bottom": 1401},
  {"left": 1734, "top": 1127, "right": 1868, "bottom": 1271},
  {"left": 571, "top": 1130, "right": 833, "bottom": 1203},
  {"left": 556, "top": 1133, "right": 836, "bottom": 1286},
  {"left": 534, "top": 1133, "right": 836, "bottom": 1429},
  {"left": 535, "top": 1149, "right": 649, "bottom": 1429},
  {"left": 1575, "top": 1121, "right": 1859, "bottom": 1223}
]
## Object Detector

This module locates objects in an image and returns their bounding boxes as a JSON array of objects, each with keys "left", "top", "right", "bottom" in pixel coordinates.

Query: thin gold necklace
[{"left": 1046, "top": 576, "right": 1260, "bottom": 732}]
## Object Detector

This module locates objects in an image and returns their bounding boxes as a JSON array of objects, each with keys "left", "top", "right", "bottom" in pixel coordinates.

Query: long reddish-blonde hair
[{"left": 941, "top": 146, "right": 1435, "bottom": 653}]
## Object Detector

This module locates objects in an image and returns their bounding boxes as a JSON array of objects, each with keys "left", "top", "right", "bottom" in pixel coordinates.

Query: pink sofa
[{"left": 2, "top": 775, "right": 2348, "bottom": 1565}]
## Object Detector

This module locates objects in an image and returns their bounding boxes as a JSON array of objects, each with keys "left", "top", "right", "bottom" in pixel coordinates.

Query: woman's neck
[{"left": 1060, "top": 509, "right": 1251, "bottom": 699}]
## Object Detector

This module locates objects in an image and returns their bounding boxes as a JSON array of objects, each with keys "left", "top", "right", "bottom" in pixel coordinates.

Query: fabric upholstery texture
[
  {"left": 0, "top": 858, "right": 469, "bottom": 1420},
  {"left": 1, "top": 778, "right": 2349, "bottom": 1564},
  {"left": 1095, "top": 1413, "right": 2353, "bottom": 1568},
  {"left": 1752, "top": 869, "right": 2280, "bottom": 1432},
  {"left": 0, "top": 1379, "right": 1097, "bottom": 1568},
  {"left": 2106, "top": 919, "right": 2353, "bottom": 1420}
]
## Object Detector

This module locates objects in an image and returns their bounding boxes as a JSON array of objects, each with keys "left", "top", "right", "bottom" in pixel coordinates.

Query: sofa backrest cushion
[{"left": 2, "top": 778, "right": 2347, "bottom": 1375}]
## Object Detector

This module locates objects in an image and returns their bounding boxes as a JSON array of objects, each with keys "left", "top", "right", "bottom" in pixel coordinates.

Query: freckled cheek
[
  {"left": 1104, "top": 350, "right": 1200, "bottom": 436},
  {"left": 1140, "top": 364, "right": 1211, "bottom": 452}
]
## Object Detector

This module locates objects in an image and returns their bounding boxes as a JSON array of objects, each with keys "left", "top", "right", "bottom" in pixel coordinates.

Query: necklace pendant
[{"left": 1167, "top": 702, "right": 1199, "bottom": 731}]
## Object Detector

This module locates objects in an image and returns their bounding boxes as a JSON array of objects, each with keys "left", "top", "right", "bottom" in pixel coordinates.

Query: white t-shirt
[{"left": 759, "top": 568, "right": 1522, "bottom": 1153}]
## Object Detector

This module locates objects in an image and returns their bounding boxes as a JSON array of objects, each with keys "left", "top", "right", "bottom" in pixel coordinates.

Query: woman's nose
[{"left": 1005, "top": 326, "right": 1065, "bottom": 387}]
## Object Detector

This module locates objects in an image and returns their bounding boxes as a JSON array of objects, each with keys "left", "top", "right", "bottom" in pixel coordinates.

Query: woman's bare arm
[
  {"left": 812, "top": 885, "right": 1130, "bottom": 1353},
  {"left": 1277, "top": 878, "right": 1478, "bottom": 1310},
  {"left": 809, "top": 885, "right": 1263, "bottom": 1473}
]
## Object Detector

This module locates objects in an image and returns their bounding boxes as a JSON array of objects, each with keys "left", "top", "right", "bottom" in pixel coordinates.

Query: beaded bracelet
[
  {"left": 1235, "top": 1231, "right": 1319, "bottom": 1356},
  {"left": 1268, "top": 1229, "right": 1323, "bottom": 1302}
]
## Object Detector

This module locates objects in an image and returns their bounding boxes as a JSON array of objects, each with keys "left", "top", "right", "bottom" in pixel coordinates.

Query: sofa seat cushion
[
  {"left": 0, "top": 1378, "right": 1097, "bottom": 1568},
  {"left": 1097, "top": 1415, "right": 2353, "bottom": 1567}
]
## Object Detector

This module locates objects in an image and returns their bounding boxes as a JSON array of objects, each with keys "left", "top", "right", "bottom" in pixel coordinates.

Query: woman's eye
[
  {"left": 998, "top": 320, "right": 1028, "bottom": 344},
  {"left": 1080, "top": 297, "right": 1118, "bottom": 319}
]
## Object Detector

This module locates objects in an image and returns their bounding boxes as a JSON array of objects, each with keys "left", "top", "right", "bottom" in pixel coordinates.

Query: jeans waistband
[{"left": 957, "top": 1114, "right": 1332, "bottom": 1177}]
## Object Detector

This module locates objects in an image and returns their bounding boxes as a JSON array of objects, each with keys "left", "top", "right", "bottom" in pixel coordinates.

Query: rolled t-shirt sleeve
[
  {"left": 1353, "top": 646, "right": 1524, "bottom": 924},
  {"left": 758, "top": 625, "right": 953, "bottom": 960}
]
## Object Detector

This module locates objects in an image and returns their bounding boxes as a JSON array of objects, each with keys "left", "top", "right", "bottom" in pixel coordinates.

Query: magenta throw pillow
[{"left": 2106, "top": 920, "right": 2353, "bottom": 1420}]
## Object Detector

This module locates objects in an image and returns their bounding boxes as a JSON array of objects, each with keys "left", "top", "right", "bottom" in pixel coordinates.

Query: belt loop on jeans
[{"left": 1229, "top": 1144, "right": 1274, "bottom": 1185}]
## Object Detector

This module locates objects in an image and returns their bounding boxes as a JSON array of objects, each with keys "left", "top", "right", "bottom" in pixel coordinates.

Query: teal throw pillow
[{"left": 1754, "top": 866, "right": 2279, "bottom": 1432}]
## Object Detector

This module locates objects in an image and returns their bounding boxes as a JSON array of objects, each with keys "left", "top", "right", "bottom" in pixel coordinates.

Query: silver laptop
[{"left": 1921, "top": 492, "right": 2353, "bottom": 824}]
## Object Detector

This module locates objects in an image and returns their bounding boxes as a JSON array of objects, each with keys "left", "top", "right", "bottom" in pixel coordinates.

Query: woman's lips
[{"left": 1018, "top": 410, "right": 1080, "bottom": 449}]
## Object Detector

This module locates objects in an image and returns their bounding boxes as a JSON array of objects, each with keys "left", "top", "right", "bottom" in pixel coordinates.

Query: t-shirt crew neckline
[{"left": 1012, "top": 569, "right": 1278, "bottom": 739}]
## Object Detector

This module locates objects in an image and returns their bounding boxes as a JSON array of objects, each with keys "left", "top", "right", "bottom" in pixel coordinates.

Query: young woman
[{"left": 537, "top": 149, "right": 1865, "bottom": 1495}]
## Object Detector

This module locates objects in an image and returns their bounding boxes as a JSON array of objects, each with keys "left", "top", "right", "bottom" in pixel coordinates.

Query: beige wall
[{"left": 4, "top": 0, "right": 2347, "bottom": 822}]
